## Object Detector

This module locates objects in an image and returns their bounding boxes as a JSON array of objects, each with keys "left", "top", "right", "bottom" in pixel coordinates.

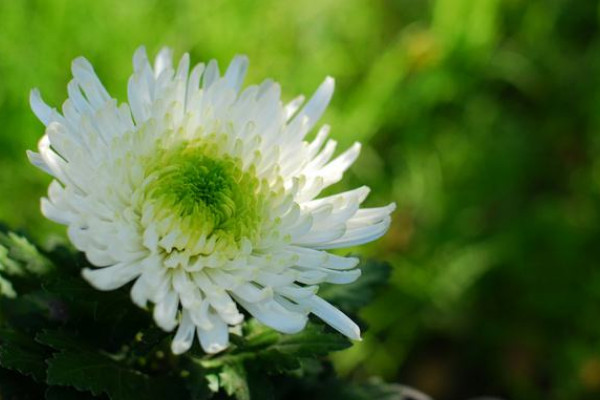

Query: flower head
[{"left": 28, "top": 47, "right": 395, "bottom": 354}]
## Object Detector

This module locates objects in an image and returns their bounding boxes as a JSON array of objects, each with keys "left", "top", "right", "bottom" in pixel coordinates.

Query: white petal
[
  {"left": 197, "top": 310, "right": 229, "bottom": 354},
  {"left": 71, "top": 57, "right": 111, "bottom": 108},
  {"left": 230, "top": 282, "right": 273, "bottom": 303},
  {"left": 175, "top": 53, "right": 190, "bottom": 83},
  {"left": 26, "top": 150, "right": 52, "bottom": 174},
  {"left": 289, "top": 76, "right": 334, "bottom": 137},
  {"left": 254, "top": 270, "right": 296, "bottom": 287},
  {"left": 305, "top": 125, "right": 330, "bottom": 160},
  {"left": 292, "top": 225, "right": 346, "bottom": 247},
  {"left": 30, "top": 89, "right": 53, "bottom": 125},
  {"left": 224, "top": 55, "right": 248, "bottom": 93},
  {"left": 284, "top": 95, "right": 305, "bottom": 121},
  {"left": 203, "top": 59, "right": 220, "bottom": 89},
  {"left": 305, "top": 186, "right": 370, "bottom": 210},
  {"left": 192, "top": 272, "right": 244, "bottom": 325},
  {"left": 186, "top": 62, "right": 205, "bottom": 109},
  {"left": 347, "top": 203, "right": 397, "bottom": 228},
  {"left": 38, "top": 136, "right": 68, "bottom": 181},
  {"left": 84, "top": 245, "right": 119, "bottom": 267},
  {"left": 67, "top": 79, "right": 93, "bottom": 115},
  {"left": 235, "top": 297, "right": 307, "bottom": 334},
  {"left": 287, "top": 247, "right": 359, "bottom": 270},
  {"left": 171, "top": 309, "right": 195, "bottom": 355},
  {"left": 320, "top": 142, "right": 362, "bottom": 186},
  {"left": 154, "top": 290, "right": 179, "bottom": 332},
  {"left": 306, "top": 139, "right": 337, "bottom": 171},
  {"left": 82, "top": 262, "right": 143, "bottom": 291},
  {"left": 133, "top": 46, "right": 150, "bottom": 72},
  {"left": 154, "top": 47, "right": 173, "bottom": 77},
  {"left": 276, "top": 284, "right": 318, "bottom": 300},
  {"left": 131, "top": 277, "right": 151, "bottom": 308},
  {"left": 314, "top": 217, "right": 392, "bottom": 249},
  {"left": 304, "top": 295, "right": 361, "bottom": 340},
  {"left": 295, "top": 269, "right": 328, "bottom": 285},
  {"left": 273, "top": 294, "right": 311, "bottom": 314},
  {"left": 189, "top": 298, "right": 212, "bottom": 330},
  {"left": 40, "top": 198, "right": 70, "bottom": 225},
  {"left": 321, "top": 268, "right": 361, "bottom": 284}
]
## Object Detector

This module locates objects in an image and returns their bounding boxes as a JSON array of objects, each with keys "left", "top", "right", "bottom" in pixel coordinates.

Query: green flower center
[
  {"left": 144, "top": 141, "right": 264, "bottom": 255},
  {"left": 163, "top": 156, "right": 238, "bottom": 223}
]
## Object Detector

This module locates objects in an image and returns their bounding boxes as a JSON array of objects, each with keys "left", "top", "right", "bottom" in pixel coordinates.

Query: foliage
[
  {"left": 0, "top": 227, "right": 400, "bottom": 400},
  {"left": 1, "top": 0, "right": 599, "bottom": 399},
  {"left": 0, "top": 229, "right": 54, "bottom": 298}
]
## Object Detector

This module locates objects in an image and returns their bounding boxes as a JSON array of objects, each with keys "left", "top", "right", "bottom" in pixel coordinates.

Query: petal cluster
[{"left": 28, "top": 47, "right": 395, "bottom": 354}]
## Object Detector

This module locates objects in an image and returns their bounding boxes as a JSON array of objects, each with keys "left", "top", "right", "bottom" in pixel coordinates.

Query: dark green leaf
[
  {"left": 128, "top": 326, "right": 169, "bottom": 357},
  {"left": 246, "top": 366, "right": 276, "bottom": 400},
  {"left": 198, "top": 321, "right": 350, "bottom": 375},
  {"left": 319, "top": 259, "right": 391, "bottom": 313},
  {"left": 42, "top": 276, "right": 151, "bottom": 349},
  {"left": 242, "top": 319, "right": 281, "bottom": 350},
  {"left": 0, "top": 367, "right": 46, "bottom": 399},
  {"left": 46, "top": 349, "right": 186, "bottom": 400},
  {"left": 47, "top": 350, "right": 147, "bottom": 399},
  {"left": 42, "top": 276, "right": 136, "bottom": 320},
  {"left": 272, "top": 323, "right": 352, "bottom": 357},
  {"left": 334, "top": 379, "right": 419, "bottom": 400},
  {"left": 0, "top": 329, "right": 48, "bottom": 382},
  {"left": 36, "top": 329, "right": 90, "bottom": 351},
  {"left": 42, "top": 330, "right": 186, "bottom": 400},
  {"left": 45, "top": 386, "right": 103, "bottom": 400},
  {"left": 179, "top": 358, "right": 214, "bottom": 400}
]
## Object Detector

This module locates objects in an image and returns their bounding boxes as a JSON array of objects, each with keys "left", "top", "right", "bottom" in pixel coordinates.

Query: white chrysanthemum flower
[{"left": 28, "top": 47, "right": 395, "bottom": 354}]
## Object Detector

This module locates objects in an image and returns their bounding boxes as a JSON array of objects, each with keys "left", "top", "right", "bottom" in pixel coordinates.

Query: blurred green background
[{"left": 2, "top": 0, "right": 600, "bottom": 398}]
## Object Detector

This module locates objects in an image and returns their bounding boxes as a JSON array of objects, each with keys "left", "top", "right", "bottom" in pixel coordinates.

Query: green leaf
[
  {"left": 42, "top": 276, "right": 133, "bottom": 319},
  {"left": 45, "top": 386, "right": 101, "bottom": 400},
  {"left": 42, "top": 276, "right": 151, "bottom": 348},
  {"left": 243, "top": 318, "right": 352, "bottom": 356},
  {"left": 241, "top": 319, "right": 280, "bottom": 350},
  {"left": 128, "top": 326, "right": 170, "bottom": 358},
  {"left": 246, "top": 366, "right": 275, "bottom": 400},
  {"left": 36, "top": 329, "right": 89, "bottom": 352},
  {"left": 199, "top": 321, "right": 351, "bottom": 374},
  {"left": 0, "top": 329, "right": 48, "bottom": 382},
  {"left": 46, "top": 349, "right": 186, "bottom": 400},
  {"left": 46, "top": 350, "right": 146, "bottom": 400},
  {"left": 0, "top": 231, "right": 54, "bottom": 276},
  {"left": 206, "top": 373, "right": 219, "bottom": 393},
  {"left": 179, "top": 359, "right": 214, "bottom": 400},
  {"left": 0, "top": 292, "right": 62, "bottom": 332},
  {"left": 0, "top": 243, "right": 22, "bottom": 276},
  {"left": 219, "top": 362, "right": 250, "bottom": 400},
  {"left": 0, "top": 230, "right": 54, "bottom": 298},
  {"left": 0, "top": 367, "right": 46, "bottom": 399},
  {"left": 0, "top": 274, "right": 16, "bottom": 298},
  {"left": 194, "top": 320, "right": 353, "bottom": 399},
  {"left": 319, "top": 259, "right": 391, "bottom": 313},
  {"left": 41, "top": 329, "right": 186, "bottom": 400},
  {"left": 271, "top": 323, "right": 352, "bottom": 357},
  {"left": 335, "top": 379, "right": 421, "bottom": 400},
  {"left": 189, "top": 321, "right": 350, "bottom": 400},
  {"left": 250, "top": 323, "right": 351, "bottom": 374}
]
